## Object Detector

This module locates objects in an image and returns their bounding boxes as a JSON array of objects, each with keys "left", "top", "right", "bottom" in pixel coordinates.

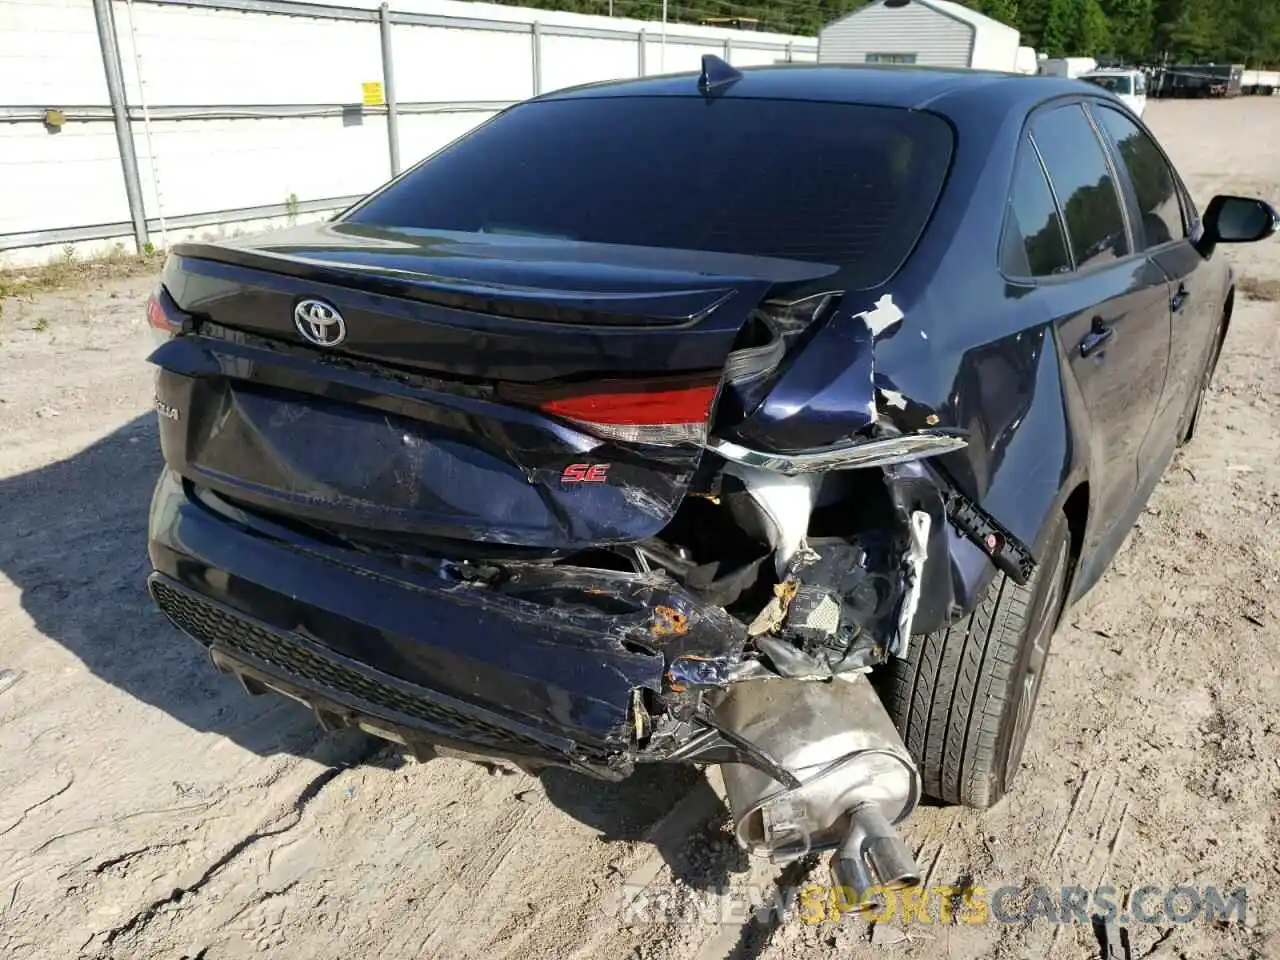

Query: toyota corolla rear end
[{"left": 145, "top": 67, "right": 998, "bottom": 897}]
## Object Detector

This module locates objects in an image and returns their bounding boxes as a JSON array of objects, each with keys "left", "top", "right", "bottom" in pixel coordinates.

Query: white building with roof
[{"left": 818, "top": 0, "right": 1022, "bottom": 72}]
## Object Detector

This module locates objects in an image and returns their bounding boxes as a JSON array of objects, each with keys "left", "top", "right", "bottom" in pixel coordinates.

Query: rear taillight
[
  {"left": 146, "top": 288, "right": 183, "bottom": 345},
  {"left": 506, "top": 378, "right": 719, "bottom": 447},
  {"left": 506, "top": 294, "right": 839, "bottom": 447}
]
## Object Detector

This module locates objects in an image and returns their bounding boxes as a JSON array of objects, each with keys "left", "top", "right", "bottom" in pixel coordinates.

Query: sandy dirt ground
[{"left": 2, "top": 97, "right": 1279, "bottom": 960}]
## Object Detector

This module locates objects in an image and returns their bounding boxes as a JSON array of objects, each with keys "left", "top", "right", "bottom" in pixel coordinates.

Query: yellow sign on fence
[{"left": 361, "top": 81, "right": 385, "bottom": 107}]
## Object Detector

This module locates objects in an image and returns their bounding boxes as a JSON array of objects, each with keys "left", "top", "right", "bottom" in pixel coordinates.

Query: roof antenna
[{"left": 699, "top": 54, "right": 743, "bottom": 97}]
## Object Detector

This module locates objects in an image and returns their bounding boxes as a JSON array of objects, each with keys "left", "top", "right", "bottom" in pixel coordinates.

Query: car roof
[{"left": 534, "top": 63, "right": 1099, "bottom": 115}]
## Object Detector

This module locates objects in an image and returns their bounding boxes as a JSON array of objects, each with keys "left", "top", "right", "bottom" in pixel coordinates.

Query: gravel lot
[{"left": 2, "top": 97, "right": 1279, "bottom": 960}]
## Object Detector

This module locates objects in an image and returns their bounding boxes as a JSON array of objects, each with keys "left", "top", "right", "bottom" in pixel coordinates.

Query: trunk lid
[{"left": 150, "top": 223, "right": 838, "bottom": 553}]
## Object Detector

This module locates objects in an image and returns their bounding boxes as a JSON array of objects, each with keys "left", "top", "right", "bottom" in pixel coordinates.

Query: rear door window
[
  {"left": 1001, "top": 137, "right": 1072, "bottom": 277},
  {"left": 1030, "top": 103, "right": 1131, "bottom": 270},
  {"left": 343, "top": 96, "right": 956, "bottom": 286},
  {"left": 1092, "top": 105, "right": 1186, "bottom": 249}
]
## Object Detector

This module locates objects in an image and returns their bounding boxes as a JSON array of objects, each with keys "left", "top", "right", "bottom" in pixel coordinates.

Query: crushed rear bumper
[
  {"left": 146, "top": 470, "right": 748, "bottom": 777},
  {"left": 148, "top": 575, "right": 619, "bottom": 770}
]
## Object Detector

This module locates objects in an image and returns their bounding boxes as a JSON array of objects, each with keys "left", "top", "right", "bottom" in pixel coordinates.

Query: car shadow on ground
[
  {"left": 0, "top": 414, "right": 745, "bottom": 890},
  {"left": 542, "top": 763, "right": 748, "bottom": 889},
  {"left": 544, "top": 763, "right": 807, "bottom": 960},
  {"left": 0, "top": 414, "right": 344, "bottom": 760}
]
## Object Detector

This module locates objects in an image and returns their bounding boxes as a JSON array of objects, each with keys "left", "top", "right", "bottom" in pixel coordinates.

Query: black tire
[{"left": 875, "top": 515, "right": 1072, "bottom": 808}]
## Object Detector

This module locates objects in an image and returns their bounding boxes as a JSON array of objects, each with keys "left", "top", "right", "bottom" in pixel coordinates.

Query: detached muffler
[{"left": 713, "top": 674, "right": 921, "bottom": 899}]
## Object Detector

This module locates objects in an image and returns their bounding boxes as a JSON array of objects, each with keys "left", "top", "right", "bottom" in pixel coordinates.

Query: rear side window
[
  {"left": 1030, "top": 104, "right": 1130, "bottom": 269},
  {"left": 1092, "top": 106, "right": 1186, "bottom": 249},
  {"left": 1001, "top": 138, "right": 1072, "bottom": 277},
  {"left": 343, "top": 97, "right": 955, "bottom": 285}
]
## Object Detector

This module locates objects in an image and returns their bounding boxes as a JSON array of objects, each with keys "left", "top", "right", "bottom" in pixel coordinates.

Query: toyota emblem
[{"left": 294, "top": 299, "right": 346, "bottom": 347}]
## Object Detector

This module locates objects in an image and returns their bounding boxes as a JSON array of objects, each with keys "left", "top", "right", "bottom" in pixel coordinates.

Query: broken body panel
[
  {"left": 145, "top": 63, "right": 1248, "bottom": 884},
  {"left": 146, "top": 218, "right": 1040, "bottom": 786}
]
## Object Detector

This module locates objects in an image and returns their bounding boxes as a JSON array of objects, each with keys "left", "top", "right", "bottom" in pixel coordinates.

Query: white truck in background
[
  {"left": 1014, "top": 46, "right": 1038, "bottom": 74},
  {"left": 1079, "top": 67, "right": 1148, "bottom": 116},
  {"left": 1038, "top": 56, "right": 1098, "bottom": 79},
  {"left": 1241, "top": 69, "right": 1280, "bottom": 95}
]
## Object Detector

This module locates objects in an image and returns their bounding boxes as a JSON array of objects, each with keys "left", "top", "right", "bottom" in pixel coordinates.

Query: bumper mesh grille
[{"left": 150, "top": 579, "right": 579, "bottom": 759}]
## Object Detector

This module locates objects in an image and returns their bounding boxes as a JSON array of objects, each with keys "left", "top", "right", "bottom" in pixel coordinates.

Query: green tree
[
  {"left": 1151, "top": 0, "right": 1217, "bottom": 59},
  {"left": 1100, "top": 0, "right": 1154, "bottom": 61},
  {"left": 1074, "top": 0, "right": 1112, "bottom": 54},
  {"left": 972, "top": 0, "right": 1020, "bottom": 25},
  {"left": 1017, "top": 0, "right": 1073, "bottom": 55},
  {"left": 1221, "top": 0, "right": 1280, "bottom": 65}
]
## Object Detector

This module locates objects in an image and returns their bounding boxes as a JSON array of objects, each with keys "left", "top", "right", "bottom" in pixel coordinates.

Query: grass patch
[
  {"left": 0, "top": 244, "right": 165, "bottom": 309},
  {"left": 1237, "top": 275, "right": 1280, "bottom": 302}
]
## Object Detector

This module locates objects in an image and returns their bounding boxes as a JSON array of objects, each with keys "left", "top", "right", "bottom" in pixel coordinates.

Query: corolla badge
[{"left": 294, "top": 298, "right": 346, "bottom": 347}]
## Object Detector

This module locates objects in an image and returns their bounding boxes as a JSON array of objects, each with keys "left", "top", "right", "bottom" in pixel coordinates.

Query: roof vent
[
  {"left": 698, "top": 54, "right": 743, "bottom": 97},
  {"left": 883, "top": 0, "right": 912, "bottom": 7}
]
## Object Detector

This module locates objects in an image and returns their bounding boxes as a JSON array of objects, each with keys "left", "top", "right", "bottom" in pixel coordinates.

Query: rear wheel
[{"left": 876, "top": 515, "right": 1072, "bottom": 808}]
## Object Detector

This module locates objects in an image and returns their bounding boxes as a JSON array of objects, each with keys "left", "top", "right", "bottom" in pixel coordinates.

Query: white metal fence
[{"left": 0, "top": 0, "right": 816, "bottom": 265}]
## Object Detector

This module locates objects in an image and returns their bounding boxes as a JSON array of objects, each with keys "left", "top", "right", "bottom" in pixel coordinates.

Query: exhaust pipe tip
[{"left": 829, "top": 802, "right": 921, "bottom": 903}]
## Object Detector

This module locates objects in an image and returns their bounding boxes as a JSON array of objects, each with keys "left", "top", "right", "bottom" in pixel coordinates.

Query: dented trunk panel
[
  {"left": 152, "top": 337, "right": 697, "bottom": 549},
  {"left": 149, "top": 233, "right": 840, "bottom": 549}
]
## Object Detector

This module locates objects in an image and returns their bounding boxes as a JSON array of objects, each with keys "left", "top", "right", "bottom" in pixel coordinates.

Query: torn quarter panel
[
  {"left": 871, "top": 319, "right": 1082, "bottom": 618},
  {"left": 941, "top": 325, "right": 1083, "bottom": 554},
  {"left": 726, "top": 305, "right": 878, "bottom": 452}
]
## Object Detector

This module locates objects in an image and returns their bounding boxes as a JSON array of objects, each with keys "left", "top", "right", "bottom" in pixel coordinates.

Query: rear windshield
[{"left": 343, "top": 96, "right": 954, "bottom": 284}]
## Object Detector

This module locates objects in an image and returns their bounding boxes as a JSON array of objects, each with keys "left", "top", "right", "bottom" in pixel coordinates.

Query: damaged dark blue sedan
[{"left": 144, "top": 59, "right": 1277, "bottom": 897}]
